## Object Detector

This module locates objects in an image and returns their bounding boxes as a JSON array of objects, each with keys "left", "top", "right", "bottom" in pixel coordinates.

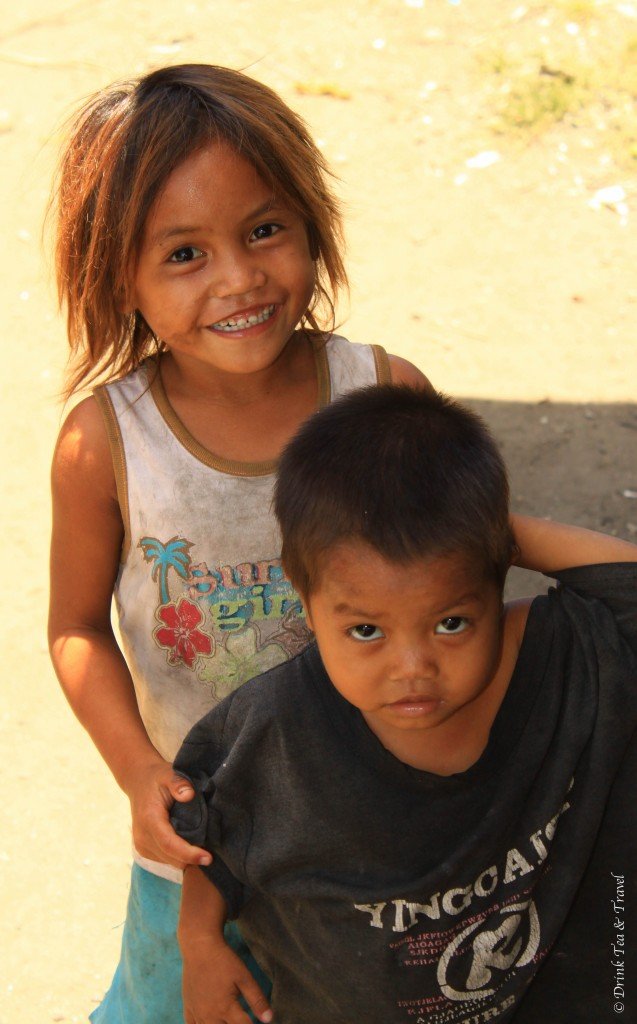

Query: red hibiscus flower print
[{"left": 154, "top": 599, "right": 214, "bottom": 669}]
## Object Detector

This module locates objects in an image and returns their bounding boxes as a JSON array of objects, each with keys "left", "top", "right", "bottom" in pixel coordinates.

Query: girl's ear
[
  {"left": 116, "top": 286, "right": 134, "bottom": 315},
  {"left": 307, "top": 225, "right": 320, "bottom": 262},
  {"left": 117, "top": 262, "right": 138, "bottom": 313}
]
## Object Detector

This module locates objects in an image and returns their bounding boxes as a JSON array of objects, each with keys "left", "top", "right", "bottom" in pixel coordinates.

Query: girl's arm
[
  {"left": 178, "top": 867, "right": 272, "bottom": 1024},
  {"left": 49, "top": 397, "right": 210, "bottom": 869},
  {"left": 511, "top": 514, "right": 637, "bottom": 574}
]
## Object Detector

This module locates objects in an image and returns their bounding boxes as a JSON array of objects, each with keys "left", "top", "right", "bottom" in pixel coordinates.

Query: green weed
[
  {"left": 493, "top": 62, "right": 589, "bottom": 135},
  {"left": 482, "top": 9, "right": 636, "bottom": 155},
  {"left": 480, "top": 47, "right": 516, "bottom": 77}
]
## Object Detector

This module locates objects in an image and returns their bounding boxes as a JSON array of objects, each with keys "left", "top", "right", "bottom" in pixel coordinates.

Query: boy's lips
[
  {"left": 209, "top": 303, "right": 276, "bottom": 332},
  {"left": 387, "top": 694, "right": 441, "bottom": 716}
]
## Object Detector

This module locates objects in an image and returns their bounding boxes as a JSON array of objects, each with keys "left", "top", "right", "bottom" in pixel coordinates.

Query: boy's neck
[{"left": 368, "top": 704, "right": 500, "bottom": 776}]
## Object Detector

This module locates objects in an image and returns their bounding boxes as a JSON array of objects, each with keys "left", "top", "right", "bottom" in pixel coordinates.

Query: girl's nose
[{"left": 211, "top": 249, "right": 267, "bottom": 298}]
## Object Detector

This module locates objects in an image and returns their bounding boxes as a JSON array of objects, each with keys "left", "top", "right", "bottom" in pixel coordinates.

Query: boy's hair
[
  {"left": 275, "top": 385, "right": 514, "bottom": 595},
  {"left": 53, "top": 63, "right": 347, "bottom": 398}
]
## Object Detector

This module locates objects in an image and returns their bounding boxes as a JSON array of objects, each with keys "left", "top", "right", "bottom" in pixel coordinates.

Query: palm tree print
[{"left": 140, "top": 536, "right": 193, "bottom": 605}]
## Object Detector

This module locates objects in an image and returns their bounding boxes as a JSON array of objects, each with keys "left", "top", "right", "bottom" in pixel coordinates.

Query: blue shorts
[{"left": 90, "top": 862, "right": 270, "bottom": 1024}]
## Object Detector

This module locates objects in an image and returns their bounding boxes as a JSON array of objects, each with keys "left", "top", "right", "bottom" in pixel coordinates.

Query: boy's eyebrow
[
  {"left": 149, "top": 199, "right": 283, "bottom": 248},
  {"left": 431, "top": 592, "right": 484, "bottom": 615},
  {"left": 331, "top": 592, "right": 485, "bottom": 619},
  {"left": 332, "top": 601, "right": 381, "bottom": 618}
]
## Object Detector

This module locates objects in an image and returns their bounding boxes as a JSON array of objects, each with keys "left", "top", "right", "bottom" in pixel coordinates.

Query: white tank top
[{"left": 96, "top": 334, "right": 389, "bottom": 761}]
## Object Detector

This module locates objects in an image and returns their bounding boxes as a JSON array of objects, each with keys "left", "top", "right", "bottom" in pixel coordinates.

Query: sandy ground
[{"left": 1, "top": 1, "right": 636, "bottom": 1021}]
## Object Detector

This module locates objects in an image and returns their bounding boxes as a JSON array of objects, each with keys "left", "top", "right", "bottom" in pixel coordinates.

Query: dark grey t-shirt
[{"left": 173, "top": 564, "right": 637, "bottom": 1024}]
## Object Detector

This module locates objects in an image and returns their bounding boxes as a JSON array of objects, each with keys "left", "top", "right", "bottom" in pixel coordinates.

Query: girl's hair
[
  {"left": 53, "top": 63, "right": 347, "bottom": 398},
  {"left": 275, "top": 385, "right": 515, "bottom": 597}
]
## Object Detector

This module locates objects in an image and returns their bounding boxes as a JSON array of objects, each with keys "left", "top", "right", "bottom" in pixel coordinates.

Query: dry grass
[{"left": 479, "top": 3, "right": 637, "bottom": 164}]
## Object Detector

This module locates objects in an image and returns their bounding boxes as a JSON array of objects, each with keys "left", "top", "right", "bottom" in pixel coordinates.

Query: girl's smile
[
  {"left": 210, "top": 303, "right": 276, "bottom": 333},
  {"left": 130, "top": 141, "right": 316, "bottom": 380}
]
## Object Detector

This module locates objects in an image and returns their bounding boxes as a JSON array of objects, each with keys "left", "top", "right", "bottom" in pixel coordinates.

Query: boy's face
[{"left": 303, "top": 540, "right": 504, "bottom": 759}]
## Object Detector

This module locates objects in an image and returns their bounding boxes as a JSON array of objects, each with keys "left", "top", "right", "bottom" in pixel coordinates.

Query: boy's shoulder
[
  {"left": 536, "top": 561, "right": 637, "bottom": 639},
  {"left": 510, "top": 560, "right": 637, "bottom": 625},
  {"left": 505, "top": 561, "right": 637, "bottom": 683}
]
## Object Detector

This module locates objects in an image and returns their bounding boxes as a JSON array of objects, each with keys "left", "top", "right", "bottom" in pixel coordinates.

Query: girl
[{"left": 48, "top": 63, "right": 428, "bottom": 1024}]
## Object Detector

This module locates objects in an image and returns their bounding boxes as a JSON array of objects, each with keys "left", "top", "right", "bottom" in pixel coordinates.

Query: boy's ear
[
  {"left": 301, "top": 594, "right": 314, "bottom": 632},
  {"left": 509, "top": 541, "right": 522, "bottom": 567}
]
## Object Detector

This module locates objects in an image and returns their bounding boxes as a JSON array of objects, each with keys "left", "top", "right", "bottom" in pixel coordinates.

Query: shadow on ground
[{"left": 462, "top": 399, "right": 637, "bottom": 601}]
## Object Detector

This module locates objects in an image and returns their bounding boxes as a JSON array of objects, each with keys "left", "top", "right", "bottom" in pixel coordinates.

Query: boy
[{"left": 172, "top": 386, "right": 637, "bottom": 1024}]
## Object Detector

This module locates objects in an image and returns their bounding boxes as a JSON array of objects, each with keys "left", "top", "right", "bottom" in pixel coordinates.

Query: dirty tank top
[{"left": 95, "top": 332, "right": 389, "bottom": 764}]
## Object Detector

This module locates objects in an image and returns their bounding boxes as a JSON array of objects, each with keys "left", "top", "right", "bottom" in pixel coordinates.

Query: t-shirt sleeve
[
  {"left": 170, "top": 700, "right": 249, "bottom": 918},
  {"left": 546, "top": 561, "right": 637, "bottom": 654}
]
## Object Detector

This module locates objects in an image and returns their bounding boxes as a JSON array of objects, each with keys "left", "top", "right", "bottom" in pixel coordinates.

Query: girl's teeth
[{"left": 213, "top": 305, "right": 275, "bottom": 331}]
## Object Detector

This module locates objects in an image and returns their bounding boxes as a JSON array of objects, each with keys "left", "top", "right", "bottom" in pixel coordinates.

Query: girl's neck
[
  {"left": 159, "top": 329, "right": 312, "bottom": 406},
  {"left": 154, "top": 330, "right": 321, "bottom": 464}
]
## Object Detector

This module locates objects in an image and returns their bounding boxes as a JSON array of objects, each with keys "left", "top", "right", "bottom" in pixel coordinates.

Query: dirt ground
[{"left": 1, "top": 1, "right": 636, "bottom": 1021}]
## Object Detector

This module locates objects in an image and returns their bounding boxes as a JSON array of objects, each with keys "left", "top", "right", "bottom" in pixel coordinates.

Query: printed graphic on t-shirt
[
  {"left": 353, "top": 792, "right": 572, "bottom": 1022},
  {"left": 140, "top": 535, "right": 310, "bottom": 699}
]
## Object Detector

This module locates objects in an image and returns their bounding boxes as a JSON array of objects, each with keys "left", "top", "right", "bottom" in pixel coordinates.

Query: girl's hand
[
  {"left": 182, "top": 939, "right": 273, "bottom": 1024},
  {"left": 127, "top": 759, "right": 213, "bottom": 869}
]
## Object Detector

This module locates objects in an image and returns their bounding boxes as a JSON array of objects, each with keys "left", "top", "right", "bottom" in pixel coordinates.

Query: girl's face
[{"left": 130, "top": 140, "right": 316, "bottom": 378}]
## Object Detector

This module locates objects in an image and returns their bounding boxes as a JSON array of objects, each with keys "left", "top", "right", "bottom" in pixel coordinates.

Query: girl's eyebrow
[
  {"left": 151, "top": 225, "right": 199, "bottom": 247},
  {"left": 149, "top": 199, "right": 283, "bottom": 248}
]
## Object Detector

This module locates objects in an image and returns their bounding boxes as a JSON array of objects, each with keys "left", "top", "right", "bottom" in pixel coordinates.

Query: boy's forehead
[{"left": 311, "top": 540, "right": 492, "bottom": 608}]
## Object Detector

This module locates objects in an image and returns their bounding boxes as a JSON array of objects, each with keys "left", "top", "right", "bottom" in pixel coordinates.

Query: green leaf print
[{"left": 197, "top": 623, "right": 288, "bottom": 702}]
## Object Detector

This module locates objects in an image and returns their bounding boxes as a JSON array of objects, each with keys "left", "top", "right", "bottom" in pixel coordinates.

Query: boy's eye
[
  {"left": 168, "top": 246, "right": 205, "bottom": 263},
  {"left": 349, "top": 624, "right": 384, "bottom": 642},
  {"left": 434, "top": 616, "right": 469, "bottom": 635},
  {"left": 250, "top": 222, "right": 281, "bottom": 241}
]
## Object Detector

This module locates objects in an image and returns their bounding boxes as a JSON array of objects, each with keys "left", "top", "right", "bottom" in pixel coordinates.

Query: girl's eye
[
  {"left": 435, "top": 616, "right": 469, "bottom": 635},
  {"left": 349, "top": 624, "right": 384, "bottom": 642},
  {"left": 250, "top": 222, "right": 281, "bottom": 241},
  {"left": 168, "top": 246, "right": 205, "bottom": 264}
]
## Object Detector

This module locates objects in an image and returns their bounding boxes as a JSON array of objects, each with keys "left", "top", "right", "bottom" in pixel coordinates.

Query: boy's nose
[{"left": 389, "top": 643, "right": 437, "bottom": 683}]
